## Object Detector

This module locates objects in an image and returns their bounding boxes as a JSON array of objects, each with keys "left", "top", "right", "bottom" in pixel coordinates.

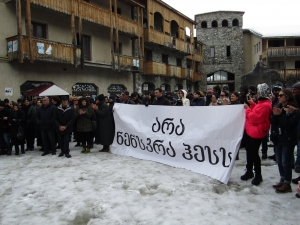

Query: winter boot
[
  {"left": 21, "top": 145, "right": 25, "bottom": 154},
  {"left": 251, "top": 174, "right": 263, "bottom": 185},
  {"left": 81, "top": 147, "right": 86, "bottom": 154},
  {"left": 85, "top": 148, "right": 90, "bottom": 153},
  {"left": 273, "top": 179, "right": 284, "bottom": 189},
  {"left": 6, "top": 150, "right": 11, "bottom": 156},
  {"left": 99, "top": 145, "right": 110, "bottom": 152},
  {"left": 240, "top": 170, "right": 254, "bottom": 181},
  {"left": 275, "top": 183, "right": 292, "bottom": 193},
  {"left": 15, "top": 146, "right": 19, "bottom": 155}
]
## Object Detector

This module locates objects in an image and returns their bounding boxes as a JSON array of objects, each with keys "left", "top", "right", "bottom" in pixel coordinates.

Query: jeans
[
  {"left": 0, "top": 133, "right": 11, "bottom": 151},
  {"left": 41, "top": 129, "right": 56, "bottom": 153},
  {"left": 295, "top": 140, "right": 300, "bottom": 168},
  {"left": 246, "top": 133, "right": 263, "bottom": 176},
  {"left": 275, "top": 145, "right": 294, "bottom": 183}
]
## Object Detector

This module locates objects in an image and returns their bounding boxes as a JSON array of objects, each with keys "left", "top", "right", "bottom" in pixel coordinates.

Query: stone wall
[{"left": 195, "top": 11, "right": 245, "bottom": 91}]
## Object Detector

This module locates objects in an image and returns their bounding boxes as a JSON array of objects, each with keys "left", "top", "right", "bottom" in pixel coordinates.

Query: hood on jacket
[{"left": 180, "top": 89, "right": 188, "bottom": 99}]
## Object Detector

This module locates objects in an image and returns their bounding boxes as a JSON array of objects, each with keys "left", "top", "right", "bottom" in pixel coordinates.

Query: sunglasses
[{"left": 278, "top": 94, "right": 285, "bottom": 98}]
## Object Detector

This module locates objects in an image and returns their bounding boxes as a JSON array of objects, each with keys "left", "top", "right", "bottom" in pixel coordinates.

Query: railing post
[
  {"left": 16, "top": 0, "right": 23, "bottom": 63},
  {"left": 26, "top": 0, "right": 34, "bottom": 63}
]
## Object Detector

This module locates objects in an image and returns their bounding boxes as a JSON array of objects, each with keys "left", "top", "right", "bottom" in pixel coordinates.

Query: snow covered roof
[{"left": 244, "top": 26, "right": 300, "bottom": 38}]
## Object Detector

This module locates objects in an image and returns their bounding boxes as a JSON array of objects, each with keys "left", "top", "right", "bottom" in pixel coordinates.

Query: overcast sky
[{"left": 162, "top": 0, "right": 300, "bottom": 36}]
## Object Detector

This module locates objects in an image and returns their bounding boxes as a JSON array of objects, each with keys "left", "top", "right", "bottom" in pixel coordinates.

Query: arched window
[
  {"left": 212, "top": 20, "right": 218, "bottom": 28},
  {"left": 171, "top": 20, "right": 179, "bottom": 38},
  {"left": 201, "top": 21, "right": 207, "bottom": 28},
  {"left": 232, "top": 19, "right": 239, "bottom": 27},
  {"left": 154, "top": 12, "right": 163, "bottom": 32},
  {"left": 222, "top": 20, "right": 228, "bottom": 27}
]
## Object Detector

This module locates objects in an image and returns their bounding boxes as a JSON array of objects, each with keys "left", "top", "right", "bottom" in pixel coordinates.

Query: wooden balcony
[
  {"left": 181, "top": 69, "right": 194, "bottom": 79},
  {"left": 167, "top": 65, "right": 183, "bottom": 78},
  {"left": 144, "top": 61, "right": 166, "bottom": 75},
  {"left": 277, "top": 69, "right": 300, "bottom": 80},
  {"left": 192, "top": 72, "right": 203, "bottom": 82},
  {"left": 144, "top": 28, "right": 193, "bottom": 54},
  {"left": 30, "top": 0, "right": 142, "bottom": 37},
  {"left": 7, "top": 35, "right": 80, "bottom": 65},
  {"left": 186, "top": 52, "right": 202, "bottom": 62},
  {"left": 113, "top": 54, "right": 143, "bottom": 72},
  {"left": 266, "top": 46, "right": 300, "bottom": 57}
]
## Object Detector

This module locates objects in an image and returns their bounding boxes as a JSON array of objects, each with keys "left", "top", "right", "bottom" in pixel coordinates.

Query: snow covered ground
[{"left": 0, "top": 143, "right": 299, "bottom": 225}]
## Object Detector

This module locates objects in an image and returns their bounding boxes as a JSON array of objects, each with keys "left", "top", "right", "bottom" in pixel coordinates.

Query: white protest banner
[{"left": 111, "top": 104, "right": 245, "bottom": 184}]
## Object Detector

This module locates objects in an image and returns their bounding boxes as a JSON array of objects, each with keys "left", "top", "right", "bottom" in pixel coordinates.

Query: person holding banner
[{"left": 241, "top": 83, "right": 272, "bottom": 185}]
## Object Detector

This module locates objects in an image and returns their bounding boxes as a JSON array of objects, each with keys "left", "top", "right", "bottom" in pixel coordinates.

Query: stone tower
[{"left": 195, "top": 11, "right": 245, "bottom": 92}]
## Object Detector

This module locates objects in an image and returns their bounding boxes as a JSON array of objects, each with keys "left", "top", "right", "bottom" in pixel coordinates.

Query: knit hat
[
  {"left": 292, "top": 82, "right": 300, "bottom": 90},
  {"left": 249, "top": 85, "right": 256, "bottom": 92},
  {"left": 97, "top": 94, "right": 104, "bottom": 102},
  {"left": 257, "top": 83, "right": 270, "bottom": 99}
]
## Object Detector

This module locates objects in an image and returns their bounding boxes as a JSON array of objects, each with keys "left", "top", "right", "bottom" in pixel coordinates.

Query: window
[
  {"left": 210, "top": 47, "right": 215, "bottom": 57},
  {"left": 269, "top": 61, "right": 284, "bottom": 69},
  {"left": 154, "top": 12, "right": 164, "bottom": 32},
  {"left": 77, "top": 34, "right": 91, "bottom": 61},
  {"left": 226, "top": 46, "right": 231, "bottom": 57},
  {"left": 162, "top": 54, "right": 168, "bottom": 64},
  {"left": 222, "top": 20, "right": 228, "bottom": 27},
  {"left": 82, "top": 35, "right": 91, "bottom": 61},
  {"left": 201, "top": 21, "right": 207, "bottom": 28},
  {"left": 295, "top": 61, "right": 300, "bottom": 68},
  {"left": 112, "top": 6, "right": 121, "bottom": 15},
  {"left": 32, "top": 22, "right": 47, "bottom": 39},
  {"left": 176, "top": 58, "right": 182, "bottom": 67},
  {"left": 212, "top": 20, "right": 218, "bottom": 28},
  {"left": 145, "top": 50, "right": 152, "bottom": 61},
  {"left": 232, "top": 19, "right": 239, "bottom": 26},
  {"left": 295, "top": 39, "right": 300, "bottom": 46},
  {"left": 114, "top": 42, "right": 122, "bottom": 54}
]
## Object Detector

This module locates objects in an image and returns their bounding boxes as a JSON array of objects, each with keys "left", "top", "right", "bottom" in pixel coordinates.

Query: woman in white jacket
[{"left": 175, "top": 89, "right": 190, "bottom": 106}]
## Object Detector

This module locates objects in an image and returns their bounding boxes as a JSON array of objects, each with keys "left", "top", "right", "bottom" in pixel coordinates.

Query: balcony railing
[
  {"left": 192, "top": 72, "right": 203, "bottom": 82},
  {"left": 167, "top": 65, "right": 182, "bottom": 78},
  {"left": 30, "top": 0, "right": 142, "bottom": 37},
  {"left": 113, "top": 54, "right": 143, "bottom": 72},
  {"left": 266, "top": 46, "right": 300, "bottom": 57},
  {"left": 144, "top": 61, "right": 166, "bottom": 75},
  {"left": 144, "top": 28, "right": 193, "bottom": 54},
  {"left": 7, "top": 35, "right": 80, "bottom": 65},
  {"left": 181, "top": 69, "right": 194, "bottom": 79},
  {"left": 277, "top": 69, "right": 300, "bottom": 80}
]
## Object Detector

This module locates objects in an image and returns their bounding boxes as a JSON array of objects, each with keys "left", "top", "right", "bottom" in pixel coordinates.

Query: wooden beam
[
  {"left": 78, "top": 0, "right": 83, "bottom": 68},
  {"left": 26, "top": 0, "right": 33, "bottom": 63},
  {"left": 71, "top": 0, "right": 77, "bottom": 67},
  {"left": 109, "top": 0, "right": 115, "bottom": 70},
  {"left": 16, "top": 0, "right": 23, "bottom": 63}
]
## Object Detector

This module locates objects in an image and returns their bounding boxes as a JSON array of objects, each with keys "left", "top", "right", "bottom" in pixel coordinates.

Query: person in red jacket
[{"left": 241, "top": 83, "right": 272, "bottom": 185}]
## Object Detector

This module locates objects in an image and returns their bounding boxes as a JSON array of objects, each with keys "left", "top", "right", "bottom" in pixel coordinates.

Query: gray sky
[{"left": 162, "top": 0, "right": 300, "bottom": 36}]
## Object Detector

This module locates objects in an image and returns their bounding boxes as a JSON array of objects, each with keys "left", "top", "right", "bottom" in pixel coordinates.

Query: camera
[{"left": 176, "top": 99, "right": 183, "bottom": 106}]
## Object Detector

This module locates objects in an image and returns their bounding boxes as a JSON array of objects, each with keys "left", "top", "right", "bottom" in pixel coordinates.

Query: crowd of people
[{"left": 1, "top": 83, "right": 300, "bottom": 198}]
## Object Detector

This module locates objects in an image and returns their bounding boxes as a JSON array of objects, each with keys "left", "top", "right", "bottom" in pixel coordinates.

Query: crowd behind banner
[{"left": 0, "top": 83, "right": 300, "bottom": 197}]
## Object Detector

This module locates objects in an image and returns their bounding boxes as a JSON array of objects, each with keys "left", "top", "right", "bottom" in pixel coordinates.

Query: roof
[
  {"left": 25, "top": 84, "right": 69, "bottom": 96},
  {"left": 244, "top": 26, "right": 300, "bottom": 38},
  {"left": 195, "top": 10, "right": 245, "bottom": 17},
  {"left": 157, "top": 0, "right": 197, "bottom": 25}
]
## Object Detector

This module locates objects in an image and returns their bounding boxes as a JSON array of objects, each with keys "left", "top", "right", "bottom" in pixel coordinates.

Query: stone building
[{"left": 195, "top": 11, "right": 245, "bottom": 92}]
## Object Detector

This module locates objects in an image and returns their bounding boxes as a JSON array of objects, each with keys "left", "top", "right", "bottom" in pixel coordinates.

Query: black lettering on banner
[
  {"left": 117, "top": 132, "right": 124, "bottom": 145},
  {"left": 152, "top": 117, "right": 161, "bottom": 133},
  {"left": 194, "top": 145, "right": 205, "bottom": 162},
  {"left": 152, "top": 117, "right": 185, "bottom": 136},
  {"left": 153, "top": 140, "right": 166, "bottom": 155},
  {"left": 220, "top": 147, "right": 232, "bottom": 167},
  {"left": 162, "top": 118, "right": 175, "bottom": 134},
  {"left": 136, "top": 136, "right": 146, "bottom": 150},
  {"left": 166, "top": 141, "right": 176, "bottom": 157},
  {"left": 124, "top": 133, "right": 130, "bottom": 146},
  {"left": 130, "top": 134, "right": 138, "bottom": 148},
  {"left": 182, "top": 143, "right": 193, "bottom": 160},
  {"left": 205, "top": 146, "right": 219, "bottom": 165},
  {"left": 175, "top": 119, "right": 185, "bottom": 136},
  {"left": 146, "top": 138, "right": 153, "bottom": 152}
]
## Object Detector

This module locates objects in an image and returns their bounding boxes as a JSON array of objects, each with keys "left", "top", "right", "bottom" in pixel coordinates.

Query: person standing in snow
[
  {"left": 241, "top": 83, "right": 272, "bottom": 186},
  {"left": 175, "top": 89, "right": 190, "bottom": 106},
  {"left": 54, "top": 96, "right": 75, "bottom": 158}
]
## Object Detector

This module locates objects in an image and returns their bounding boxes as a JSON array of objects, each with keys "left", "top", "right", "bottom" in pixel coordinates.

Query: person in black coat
[
  {"left": 9, "top": 103, "right": 25, "bottom": 155},
  {"left": 36, "top": 96, "right": 56, "bottom": 156},
  {"left": 153, "top": 88, "right": 170, "bottom": 106},
  {"left": 22, "top": 98, "right": 36, "bottom": 151},
  {"left": 92, "top": 94, "right": 114, "bottom": 152},
  {"left": 0, "top": 101, "right": 11, "bottom": 155},
  {"left": 54, "top": 96, "right": 75, "bottom": 158}
]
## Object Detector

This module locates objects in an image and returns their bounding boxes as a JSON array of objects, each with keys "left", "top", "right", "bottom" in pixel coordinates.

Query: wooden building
[{"left": 1, "top": 0, "right": 203, "bottom": 99}]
